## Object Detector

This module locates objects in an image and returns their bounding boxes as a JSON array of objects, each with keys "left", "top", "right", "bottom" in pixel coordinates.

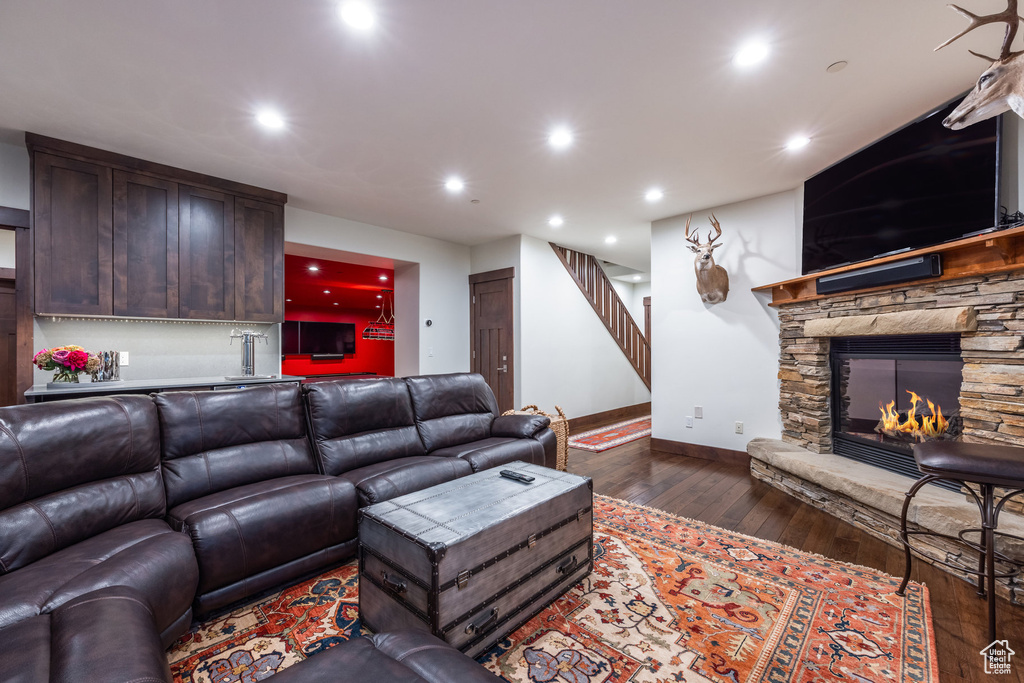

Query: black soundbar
[{"left": 815, "top": 254, "right": 942, "bottom": 295}]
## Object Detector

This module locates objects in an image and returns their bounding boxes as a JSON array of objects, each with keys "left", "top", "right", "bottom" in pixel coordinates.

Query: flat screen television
[
  {"left": 801, "top": 97, "right": 1001, "bottom": 274},
  {"left": 281, "top": 321, "right": 300, "bottom": 355},
  {"left": 299, "top": 321, "right": 356, "bottom": 356}
]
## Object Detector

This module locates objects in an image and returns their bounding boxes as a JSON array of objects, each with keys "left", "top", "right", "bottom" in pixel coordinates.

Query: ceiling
[
  {"left": 285, "top": 254, "right": 394, "bottom": 313},
  {"left": 0, "top": 1, "right": 1001, "bottom": 271}
]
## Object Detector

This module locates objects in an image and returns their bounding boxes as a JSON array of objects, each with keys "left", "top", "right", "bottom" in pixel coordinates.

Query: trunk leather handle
[
  {"left": 381, "top": 572, "right": 407, "bottom": 595},
  {"left": 556, "top": 554, "right": 578, "bottom": 575},
  {"left": 464, "top": 607, "right": 499, "bottom": 635}
]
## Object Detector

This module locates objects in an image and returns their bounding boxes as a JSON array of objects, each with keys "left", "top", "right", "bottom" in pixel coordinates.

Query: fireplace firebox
[{"left": 830, "top": 334, "right": 963, "bottom": 491}]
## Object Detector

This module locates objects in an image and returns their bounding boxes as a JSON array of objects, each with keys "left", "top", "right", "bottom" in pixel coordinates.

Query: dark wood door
[
  {"left": 179, "top": 186, "right": 235, "bottom": 320},
  {"left": 234, "top": 197, "right": 284, "bottom": 323},
  {"left": 33, "top": 153, "right": 113, "bottom": 315},
  {"left": 0, "top": 277, "right": 15, "bottom": 407},
  {"left": 470, "top": 269, "right": 514, "bottom": 413},
  {"left": 113, "top": 171, "right": 179, "bottom": 317}
]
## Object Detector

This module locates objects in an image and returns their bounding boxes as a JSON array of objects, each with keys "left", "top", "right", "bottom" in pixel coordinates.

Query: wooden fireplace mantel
[{"left": 752, "top": 224, "right": 1024, "bottom": 307}]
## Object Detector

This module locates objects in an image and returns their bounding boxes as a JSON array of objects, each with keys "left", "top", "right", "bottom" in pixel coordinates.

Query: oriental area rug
[
  {"left": 167, "top": 496, "right": 937, "bottom": 682},
  {"left": 567, "top": 417, "right": 652, "bottom": 452}
]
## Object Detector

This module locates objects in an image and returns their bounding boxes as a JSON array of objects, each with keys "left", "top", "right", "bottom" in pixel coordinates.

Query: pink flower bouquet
[{"left": 33, "top": 345, "right": 101, "bottom": 383}]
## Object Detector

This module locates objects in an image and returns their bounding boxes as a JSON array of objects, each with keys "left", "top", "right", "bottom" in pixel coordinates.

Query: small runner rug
[
  {"left": 567, "top": 416, "right": 651, "bottom": 452},
  {"left": 167, "top": 495, "right": 937, "bottom": 682}
]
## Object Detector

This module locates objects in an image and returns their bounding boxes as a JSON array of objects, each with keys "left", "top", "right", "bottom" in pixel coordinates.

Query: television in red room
[{"left": 298, "top": 322, "right": 356, "bottom": 357}]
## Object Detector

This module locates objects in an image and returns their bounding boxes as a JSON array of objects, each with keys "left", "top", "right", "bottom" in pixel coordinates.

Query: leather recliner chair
[
  {"left": 0, "top": 396, "right": 199, "bottom": 647},
  {"left": 154, "top": 383, "right": 359, "bottom": 615}
]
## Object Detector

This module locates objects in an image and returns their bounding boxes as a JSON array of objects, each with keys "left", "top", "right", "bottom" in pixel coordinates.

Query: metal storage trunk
[{"left": 358, "top": 462, "right": 593, "bottom": 658}]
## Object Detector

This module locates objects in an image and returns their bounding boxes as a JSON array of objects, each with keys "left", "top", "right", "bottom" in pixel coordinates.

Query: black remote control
[{"left": 500, "top": 470, "right": 535, "bottom": 484}]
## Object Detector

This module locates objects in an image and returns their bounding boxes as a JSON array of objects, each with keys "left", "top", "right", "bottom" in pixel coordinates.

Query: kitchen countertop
[{"left": 25, "top": 375, "right": 305, "bottom": 399}]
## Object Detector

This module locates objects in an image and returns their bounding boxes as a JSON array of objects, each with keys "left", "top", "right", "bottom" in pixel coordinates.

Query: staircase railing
[{"left": 550, "top": 243, "right": 651, "bottom": 390}]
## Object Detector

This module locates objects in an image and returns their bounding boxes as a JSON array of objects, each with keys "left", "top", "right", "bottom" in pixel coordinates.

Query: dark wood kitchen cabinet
[
  {"left": 234, "top": 197, "right": 283, "bottom": 323},
  {"left": 179, "top": 186, "right": 235, "bottom": 320},
  {"left": 27, "top": 134, "right": 286, "bottom": 322},
  {"left": 33, "top": 153, "right": 113, "bottom": 316},
  {"left": 113, "top": 171, "right": 179, "bottom": 318}
]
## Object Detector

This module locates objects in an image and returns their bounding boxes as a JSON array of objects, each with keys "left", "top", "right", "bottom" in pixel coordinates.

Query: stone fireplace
[
  {"left": 750, "top": 270, "right": 1024, "bottom": 601},
  {"left": 777, "top": 275, "right": 1024, "bottom": 455}
]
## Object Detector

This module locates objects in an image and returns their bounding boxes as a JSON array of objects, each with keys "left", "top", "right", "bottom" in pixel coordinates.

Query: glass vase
[{"left": 51, "top": 369, "right": 81, "bottom": 384}]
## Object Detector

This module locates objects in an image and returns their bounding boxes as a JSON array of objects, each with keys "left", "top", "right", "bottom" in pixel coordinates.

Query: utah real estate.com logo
[{"left": 981, "top": 640, "right": 1015, "bottom": 675}]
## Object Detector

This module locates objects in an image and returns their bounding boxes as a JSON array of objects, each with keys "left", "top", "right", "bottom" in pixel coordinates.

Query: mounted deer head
[
  {"left": 937, "top": 0, "right": 1024, "bottom": 129},
  {"left": 685, "top": 213, "right": 730, "bottom": 304}
]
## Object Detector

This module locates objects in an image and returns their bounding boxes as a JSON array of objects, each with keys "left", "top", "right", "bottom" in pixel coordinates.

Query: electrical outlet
[
  {"left": 120, "top": 351, "right": 130, "bottom": 366},
  {"left": 735, "top": 421, "right": 744, "bottom": 434},
  {"left": 685, "top": 416, "right": 694, "bottom": 428},
  {"left": 427, "top": 347, "right": 434, "bottom": 357},
  {"left": 694, "top": 406, "right": 703, "bottom": 419}
]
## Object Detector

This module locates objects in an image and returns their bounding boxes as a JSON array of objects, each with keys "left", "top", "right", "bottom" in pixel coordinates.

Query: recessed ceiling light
[
  {"left": 286, "top": 299, "right": 292, "bottom": 302},
  {"left": 734, "top": 41, "right": 770, "bottom": 68},
  {"left": 826, "top": 60, "right": 848, "bottom": 74},
  {"left": 323, "top": 290, "right": 331, "bottom": 294},
  {"left": 548, "top": 215, "right": 564, "bottom": 227},
  {"left": 605, "top": 236, "right": 617, "bottom": 244},
  {"left": 376, "top": 295, "right": 383, "bottom": 299},
  {"left": 445, "top": 177, "right": 465, "bottom": 193},
  {"left": 339, "top": 2, "right": 375, "bottom": 30},
  {"left": 376, "top": 305, "right": 381, "bottom": 309},
  {"left": 333, "top": 302, "right": 339, "bottom": 306},
  {"left": 786, "top": 135, "right": 811, "bottom": 151},
  {"left": 255, "top": 109, "right": 285, "bottom": 130},
  {"left": 645, "top": 188, "right": 664, "bottom": 202},
  {"left": 548, "top": 127, "right": 573, "bottom": 150},
  {"left": 379, "top": 275, "right": 388, "bottom": 281},
  {"left": 735, "top": 43, "right": 769, "bottom": 66},
  {"left": 308, "top": 265, "right": 320, "bottom": 272},
  {"left": 633, "top": 275, "right": 642, "bottom": 281}
]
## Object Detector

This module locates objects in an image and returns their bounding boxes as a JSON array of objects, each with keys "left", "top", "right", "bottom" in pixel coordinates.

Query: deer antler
[
  {"left": 707, "top": 213, "right": 722, "bottom": 244},
  {"left": 936, "top": 0, "right": 1023, "bottom": 62},
  {"left": 684, "top": 214, "right": 701, "bottom": 245}
]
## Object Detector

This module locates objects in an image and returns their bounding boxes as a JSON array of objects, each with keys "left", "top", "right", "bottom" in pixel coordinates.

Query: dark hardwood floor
[{"left": 569, "top": 436, "right": 1024, "bottom": 683}]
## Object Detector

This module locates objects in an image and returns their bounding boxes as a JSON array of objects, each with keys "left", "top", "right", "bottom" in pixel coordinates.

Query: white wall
[
  {"left": 0, "top": 141, "right": 29, "bottom": 269},
  {"left": 651, "top": 190, "right": 799, "bottom": 452},
  {"left": 519, "top": 235, "right": 650, "bottom": 419},
  {"left": 285, "top": 206, "right": 471, "bottom": 377},
  {"left": 0, "top": 232, "right": 13, "bottom": 270},
  {"left": 0, "top": 141, "right": 29, "bottom": 211}
]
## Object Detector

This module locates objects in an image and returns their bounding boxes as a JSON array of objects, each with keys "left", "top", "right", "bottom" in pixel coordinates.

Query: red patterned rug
[
  {"left": 567, "top": 417, "right": 652, "bottom": 452},
  {"left": 167, "top": 496, "right": 937, "bottom": 682}
]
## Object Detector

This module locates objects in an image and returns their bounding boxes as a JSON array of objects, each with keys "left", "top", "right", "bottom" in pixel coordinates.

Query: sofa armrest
[{"left": 491, "top": 414, "right": 550, "bottom": 439}]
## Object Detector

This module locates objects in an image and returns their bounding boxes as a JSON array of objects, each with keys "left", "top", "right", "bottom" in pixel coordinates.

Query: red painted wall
[{"left": 281, "top": 305, "right": 395, "bottom": 377}]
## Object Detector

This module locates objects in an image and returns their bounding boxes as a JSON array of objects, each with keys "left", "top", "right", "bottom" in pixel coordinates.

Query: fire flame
[{"left": 878, "top": 391, "right": 949, "bottom": 442}]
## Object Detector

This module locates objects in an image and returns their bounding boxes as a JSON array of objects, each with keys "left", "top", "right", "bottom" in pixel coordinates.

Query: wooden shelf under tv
[{"left": 751, "top": 224, "right": 1024, "bottom": 307}]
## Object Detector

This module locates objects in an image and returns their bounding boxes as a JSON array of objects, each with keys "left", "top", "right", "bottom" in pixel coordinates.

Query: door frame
[
  {"left": 469, "top": 267, "right": 515, "bottom": 413},
  {"left": 0, "top": 206, "right": 32, "bottom": 404}
]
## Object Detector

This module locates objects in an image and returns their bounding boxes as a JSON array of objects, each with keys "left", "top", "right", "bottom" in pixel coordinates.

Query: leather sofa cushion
[
  {"left": 268, "top": 631, "right": 501, "bottom": 683},
  {"left": 0, "top": 396, "right": 165, "bottom": 572},
  {"left": 339, "top": 456, "right": 473, "bottom": 507},
  {"left": 304, "top": 378, "right": 426, "bottom": 475},
  {"left": 491, "top": 414, "right": 550, "bottom": 439},
  {"left": 0, "top": 519, "right": 197, "bottom": 640},
  {"left": 405, "top": 373, "right": 499, "bottom": 453},
  {"left": 0, "top": 586, "right": 172, "bottom": 683},
  {"left": 168, "top": 474, "right": 357, "bottom": 601},
  {"left": 430, "top": 436, "right": 548, "bottom": 472},
  {"left": 156, "top": 384, "right": 319, "bottom": 508}
]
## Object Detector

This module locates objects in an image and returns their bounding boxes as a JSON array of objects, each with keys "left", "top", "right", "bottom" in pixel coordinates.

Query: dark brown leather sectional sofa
[{"left": 0, "top": 373, "right": 554, "bottom": 682}]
